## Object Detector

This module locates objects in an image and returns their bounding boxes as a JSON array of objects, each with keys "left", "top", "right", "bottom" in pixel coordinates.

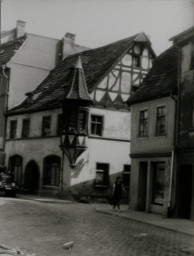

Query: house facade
[
  {"left": 0, "top": 20, "right": 88, "bottom": 169},
  {"left": 4, "top": 33, "right": 155, "bottom": 199},
  {"left": 170, "top": 27, "right": 194, "bottom": 220},
  {"left": 128, "top": 46, "right": 178, "bottom": 216}
]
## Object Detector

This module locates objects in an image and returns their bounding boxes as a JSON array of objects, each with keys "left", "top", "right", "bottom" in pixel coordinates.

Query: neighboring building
[
  {"left": 170, "top": 27, "right": 194, "bottom": 220},
  {"left": 4, "top": 33, "right": 155, "bottom": 199},
  {"left": 127, "top": 46, "right": 178, "bottom": 216},
  {"left": 0, "top": 20, "right": 88, "bottom": 169}
]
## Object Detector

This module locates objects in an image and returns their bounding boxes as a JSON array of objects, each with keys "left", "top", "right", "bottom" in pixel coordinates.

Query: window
[
  {"left": 10, "top": 120, "right": 17, "bottom": 139},
  {"left": 152, "top": 162, "right": 165, "bottom": 205},
  {"left": 122, "top": 165, "right": 131, "bottom": 189},
  {"left": 139, "top": 109, "right": 148, "bottom": 137},
  {"left": 8, "top": 155, "right": 23, "bottom": 185},
  {"left": 156, "top": 106, "right": 166, "bottom": 136},
  {"left": 133, "top": 55, "right": 140, "bottom": 68},
  {"left": 21, "top": 119, "right": 30, "bottom": 138},
  {"left": 95, "top": 163, "right": 109, "bottom": 187},
  {"left": 42, "top": 116, "right": 51, "bottom": 136},
  {"left": 57, "top": 114, "right": 63, "bottom": 135},
  {"left": 91, "top": 115, "right": 103, "bottom": 136},
  {"left": 43, "top": 155, "right": 61, "bottom": 186}
]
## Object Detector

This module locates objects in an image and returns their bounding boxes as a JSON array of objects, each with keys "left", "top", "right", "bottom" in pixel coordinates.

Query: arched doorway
[{"left": 24, "top": 160, "right": 40, "bottom": 194}]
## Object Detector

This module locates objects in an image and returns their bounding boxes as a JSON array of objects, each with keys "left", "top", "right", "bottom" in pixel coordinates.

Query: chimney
[
  {"left": 62, "top": 32, "right": 76, "bottom": 59},
  {"left": 16, "top": 20, "right": 26, "bottom": 38}
]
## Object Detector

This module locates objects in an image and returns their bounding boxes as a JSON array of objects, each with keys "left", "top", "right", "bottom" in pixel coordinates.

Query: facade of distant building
[
  {"left": 4, "top": 33, "right": 155, "bottom": 199},
  {"left": 0, "top": 20, "right": 88, "bottom": 169},
  {"left": 128, "top": 46, "right": 178, "bottom": 216}
]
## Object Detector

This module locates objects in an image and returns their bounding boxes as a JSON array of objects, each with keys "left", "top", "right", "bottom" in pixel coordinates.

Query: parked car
[{"left": 0, "top": 172, "right": 19, "bottom": 197}]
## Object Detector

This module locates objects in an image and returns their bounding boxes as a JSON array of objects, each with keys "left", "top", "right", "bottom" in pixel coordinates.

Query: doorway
[
  {"left": 177, "top": 165, "right": 192, "bottom": 219},
  {"left": 137, "top": 162, "right": 148, "bottom": 211},
  {"left": 24, "top": 160, "right": 40, "bottom": 194}
]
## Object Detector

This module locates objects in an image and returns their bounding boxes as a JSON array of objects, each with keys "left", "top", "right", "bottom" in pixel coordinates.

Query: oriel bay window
[
  {"left": 95, "top": 163, "right": 109, "bottom": 187},
  {"left": 156, "top": 106, "right": 166, "bottom": 136},
  {"left": 91, "top": 115, "right": 103, "bottom": 136},
  {"left": 139, "top": 109, "right": 148, "bottom": 137}
]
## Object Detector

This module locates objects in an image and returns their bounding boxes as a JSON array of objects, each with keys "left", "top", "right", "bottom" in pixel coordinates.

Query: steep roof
[
  {"left": 64, "top": 56, "right": 93, "bottom": 103},
  {"left": 127, "top": 46, "right": 178, "bottom": 106},
  {"left": 0, "top": 36, "right": 26, "bottom": 66},
  {"left": 7, "top": 32, "right": 154, "bottom": 115}
]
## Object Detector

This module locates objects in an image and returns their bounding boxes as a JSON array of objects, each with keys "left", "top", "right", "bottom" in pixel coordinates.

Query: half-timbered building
[{"left": 4, "top": 32, "right": 155, "bottom": 199}]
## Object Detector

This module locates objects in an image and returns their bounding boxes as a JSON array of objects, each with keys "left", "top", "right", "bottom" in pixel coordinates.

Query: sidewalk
[
  {"left": 17, "top": 194, "right": 194, "bottom": 237},
  {"left": 93, "top": 203, "right": 194, "bottom": 237}
]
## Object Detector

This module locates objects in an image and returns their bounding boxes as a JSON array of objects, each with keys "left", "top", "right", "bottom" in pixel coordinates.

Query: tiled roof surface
[
  {"left": 0, "top": 36, "right": 26, "bottom": 66},
  {"left": 127, "top": 46, "right": 178, "bottom": 105},
  {"left": 7, "top": 32, "right": 153, "bottom": 114}
]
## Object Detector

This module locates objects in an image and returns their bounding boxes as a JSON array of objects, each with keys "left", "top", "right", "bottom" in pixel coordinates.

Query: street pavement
[{"left": 0, "top": 195, "right": 193, "bottom": 256}]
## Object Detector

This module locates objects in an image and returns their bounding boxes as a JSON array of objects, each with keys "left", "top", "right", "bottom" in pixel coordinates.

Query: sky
[{"left": 1, "top": 0, "right": 194, "bottom": 55}]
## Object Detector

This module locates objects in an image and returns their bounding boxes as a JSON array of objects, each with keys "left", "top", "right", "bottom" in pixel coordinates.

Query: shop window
[
  {"left": 156, "top": 106, "right": 166, "bottom": 136},
  {"left": 152, "top": 162, "right": 165, "bottom": 205},
  {"left": 42, "top": 116, "right": 51, "bottom": 136},
  {"left": 122, "top": 165, "right": 131, "bottom": 189},
  {"left": 43, "top": 155, "right": 60, "bottom": 186},
  {"left": 91, "top": 115, "right": 103, "bottom": 136},
  {"left": 95, "top": 163, "right": 109, "bottom": 187},
  {"left": 10, "top": 120, "right": 17, "bottom": 139},
  {"left": 21, "top": 118, "right": 30, "bottom": 138},
  {"left": 139, "top": 109, "right": 148, "bottom": 137}
]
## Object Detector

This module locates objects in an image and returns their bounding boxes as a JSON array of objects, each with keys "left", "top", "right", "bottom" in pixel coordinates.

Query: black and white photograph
[{"left": 0, "top": 0, "right": 194, "bottom": 255}]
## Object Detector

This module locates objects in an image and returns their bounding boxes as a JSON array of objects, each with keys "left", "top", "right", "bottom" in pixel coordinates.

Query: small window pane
[{"left": 10, "top": 120, "right": 17, "bottom": 139}]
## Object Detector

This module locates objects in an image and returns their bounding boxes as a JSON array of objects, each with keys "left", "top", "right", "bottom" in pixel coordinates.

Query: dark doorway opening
[
  {"left": 24, "top": 160, "right": 40, "bottom": 194},
  {"left": 176, "top": 165, "right": 192, "bottom": 219},
  {"left": 137, "top": 162, "right": 148, "bottom": 211}
]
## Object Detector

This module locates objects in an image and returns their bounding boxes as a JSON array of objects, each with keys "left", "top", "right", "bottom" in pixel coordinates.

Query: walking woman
[{"left": 112, "top": 176, "right": 126, "bottom": 212}]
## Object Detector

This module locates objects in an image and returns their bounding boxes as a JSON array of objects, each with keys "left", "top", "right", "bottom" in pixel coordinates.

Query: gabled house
[
  {"left": 127, "top": 45, "right": 178, "bottom": 216},
  {"left": 4, "top": 32, "right": 155, "bottom": 199},
  {"left": 0, "top": 20, "right": 88, "bottom": 169}
]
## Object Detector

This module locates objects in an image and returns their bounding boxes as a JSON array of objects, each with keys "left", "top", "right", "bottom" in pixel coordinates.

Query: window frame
[
  {"left": 155, "top": 105, "right": 166, "bottom": 136},
  {"left": 90, "top": 114, "right": 104, "bottom": 136},
  {"left": 10, "top": 120, "right": 17, "bottom": 139},
  {"left": 42, "top": 115, "right": 51, "bottom": 137},
  {"left": 138, "top": 109, "right": 148, "bottom": 137},
  {"left": 122, "top": 164, "right": 131, "bottom": 189},
  {"left": 152, "top": 162, "right": 165, "bottom": 205},
  {"left": 21, "top": 118, "right": 30, "bottom": 138},
  {"left": 94, "top": 163, "right": 109, "bottom": 188}
]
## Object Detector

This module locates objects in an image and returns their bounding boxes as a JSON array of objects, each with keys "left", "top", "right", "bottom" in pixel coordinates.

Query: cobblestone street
[{"left": 0, "top": 197, "right": 193, "bottom": 256}]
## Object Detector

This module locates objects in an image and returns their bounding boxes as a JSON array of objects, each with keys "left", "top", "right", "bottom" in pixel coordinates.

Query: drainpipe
[
  {"left": 2, "top": 65, "right": 9, "bottom": 153},
  {"left": 168, "top": 45, "right": 182, "bottom": 214}
]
